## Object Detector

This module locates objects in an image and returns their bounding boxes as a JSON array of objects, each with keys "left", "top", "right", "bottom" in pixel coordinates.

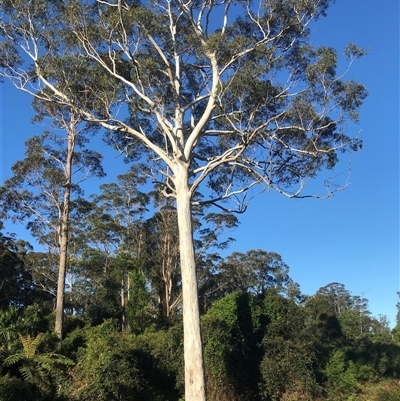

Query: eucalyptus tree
[
  {"left": 80, "top": 167, "right": 150, "bottom": 330},
  {"left": 144, "top": 202, "right": 182, "bottom": 318},
  {"left": 208, "top": 249, "right": 292, "bottom": 300},
  {"left": 394, "top": 294, "right": 400, "bottom": 343},
  {"left": 0, "top": 0, "right": 367, "bottom": 398},
  {"left": 144, "top": 196, "right": 238, "bottom": 318},
  {"left": 0, "top": 230, "right": 34, "bottom": 310},
  {"left": 84, "top": 166, "right": 150, "bottom": 255},
  {"left": 0, "top": 121, "right": 104, "bottom": 339},
  {"left": 25, "top": 251, "right": 62, "bottom": 310},
  {"left": 316, "top": 283, "right": 376, "bottom": 338},
  {"left": 195, "top": 211, "right": 238, "bottom": 313},
  {"left": 316, "top": 282, "right": 357, "bottom": 316},
  {"left": 198, "top": 248, "right": 293, "bottom": 311}
]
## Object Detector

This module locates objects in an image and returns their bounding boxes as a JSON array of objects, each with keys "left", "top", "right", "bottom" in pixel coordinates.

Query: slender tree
[
  {"left": 0, "top": 1, "right": 367, "bottom": 398},
  {"left": 145, "top": 203, "right": 182, "bottom": 318},
  {"left": 0, "top": 121, "right": 104, "bottom": 339},
  {"left": 144, "top": 197, "right": 238, "bottom": 318},
  {"left": 81, "top": 167, "right": 149, "bottom": 330}
]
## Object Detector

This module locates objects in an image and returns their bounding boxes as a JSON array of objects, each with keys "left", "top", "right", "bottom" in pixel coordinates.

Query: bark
[
  {"left": 164, "top": 262, "right": 171, "bottom": 317},
  {"left": 121, "top": 277, "right": 126, "bottom": 332},
  {"left": 54, "top": 127, "right": 75, "bottom": 340},
  {"left": 175, "top": 165, "right": 206, "bottom": 401},
  {"left": 162, "top": 228, "right": 175, "bottom": 317}
]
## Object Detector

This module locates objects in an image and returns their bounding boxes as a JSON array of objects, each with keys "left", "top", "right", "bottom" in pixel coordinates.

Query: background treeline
[
  {"left": 0, "top": 132, "right": 397, "bottom": 401},
  {"left": 1, "top": 196, "right": 400, "bottom": 401}
]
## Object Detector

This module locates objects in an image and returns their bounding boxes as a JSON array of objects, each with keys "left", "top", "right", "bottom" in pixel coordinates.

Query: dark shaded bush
[{"left": 202, "top": 291, "right": 262, "bottom": 401}]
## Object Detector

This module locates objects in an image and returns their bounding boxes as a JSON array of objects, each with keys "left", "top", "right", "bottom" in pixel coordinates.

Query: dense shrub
[
  {"left": 259, "top": 290, "right": 320, "bottom": 401},
  {"left": 63, "top": 320, "right": 184, "bottom": 401},
  {"left": 65, "top": 321, "right": 144, "bottom": 401},
  {"left": 202, "top": 292, "right": 262, "bottom": 401}
]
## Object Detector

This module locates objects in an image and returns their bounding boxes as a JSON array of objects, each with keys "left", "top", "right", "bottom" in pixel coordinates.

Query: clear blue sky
[{"left": 1, "top": 0, "right": 399, "bottom": 325}]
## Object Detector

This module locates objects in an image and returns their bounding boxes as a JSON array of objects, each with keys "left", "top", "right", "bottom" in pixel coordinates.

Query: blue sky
[{"left": 1, "top": 0, "right": 399, "bottom": 325}]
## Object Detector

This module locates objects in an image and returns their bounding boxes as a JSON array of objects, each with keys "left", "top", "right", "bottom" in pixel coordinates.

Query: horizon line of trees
[
  {"left": 1, "top": 219, "right": 400, "bottom": 401},
  {"left": 1, "top": 137, "right": 398, "bottom": 400}
]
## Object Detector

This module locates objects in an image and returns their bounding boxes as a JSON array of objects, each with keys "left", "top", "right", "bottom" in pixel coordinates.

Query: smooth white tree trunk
[
  {"left": 55, "top": 128, "right": 74, "bottom": 340},
  {"left": 175, "top": 165, "right": 206, "bottom": 401},
  {"left": 55, "top": 223, "right": 68, "bottom": 339}
]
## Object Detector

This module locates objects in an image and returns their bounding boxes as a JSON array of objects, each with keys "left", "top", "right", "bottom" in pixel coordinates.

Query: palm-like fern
[{"left": 3, "top": 333, "right": 74, "bottom": 394}]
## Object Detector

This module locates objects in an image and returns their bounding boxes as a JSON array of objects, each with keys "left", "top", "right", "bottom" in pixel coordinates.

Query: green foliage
[
  {"left": 202, "top": 292, "right": 261, "bottom": 401},
  {"left": 0, "top": 307, "right": 20, "bottom": 355},
  {"left": 132, "top": 324, "right": 185, "bottom": 400},
  {"left": 0, "top": 374, "right": 39, "bottom": 401},
  {"left": 323, "top": 349, "right": 361, "bottom": 400},
  {"left": 0, "top": 232, "right": 35, "bottom": 309},
  {"left": 20, "top": 304, "right": 52, "bottom": 337},
  {"left": 67, "top": 320, "right": 183, "bottom": 401},
  {"left": 127, "top": 266, "right": 153, "bottom": 334},
  {"left": 72, "top": 249, "right": 125, "bottom": 325},
  {"left": 2, "top": 332, "right": 74, "bottom": 397},
  {"left": 0, "top": 248, "right": 399, "bottom": 401},
  {"left": 67, "top": 321, "right": 143, "bottom": 401},
  {"left": 259, "top": 290, "right": 320, "bottom": 401}
]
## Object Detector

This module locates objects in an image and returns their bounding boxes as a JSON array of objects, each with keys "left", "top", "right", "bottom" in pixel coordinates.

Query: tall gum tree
[
  {"left": 0, "top": 0, "right": 367, "bottom": 399},
  {"left": 0, "top": 109, "right": 104, "bottom": 339},
  {"left": 82, "top": 167, "right": 150, "bottom": 330}
]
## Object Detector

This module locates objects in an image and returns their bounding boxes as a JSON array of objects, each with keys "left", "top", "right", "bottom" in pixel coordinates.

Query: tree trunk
[
  {"left": 175, "top": 165, "right": 206, "bottom": 401},
  {"left": 165, "top": 267, "right": 171, "bottom": 317},
  {"left": 55, "top": 225, "right": 68, "bottom": 339},
  {"left": 54, "top": 126, "right": 75, "bottom": 340},
  {"left": 121, "top": 277, "right": 126, "bottom": 332}
]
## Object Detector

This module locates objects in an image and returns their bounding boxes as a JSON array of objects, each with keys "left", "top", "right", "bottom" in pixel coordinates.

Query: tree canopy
[
  {"left": 0, "top": 0, "right": 367, "bottom": 399},
  {"left": 0, "top": 0, "right": 366, "bottom": 205}
]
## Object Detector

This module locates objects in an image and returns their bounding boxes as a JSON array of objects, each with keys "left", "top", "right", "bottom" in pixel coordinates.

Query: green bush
[
  {"left": 65, "top": 320, "right": 184, "bottom": 401},
  {"left": 66, "top": 321, "right": 143, "bottom": 401},
  {"left": 0, "top": 374, "right": 41, "bottom": 401},
  {"left": 132, "top": 324, "right": 184, "bottom": 400},
  {"left": 202, "top": 292, "right": 261, "bottom": 401},
  {"left": 259, "top": 290, "right": 320, "bottom": 401}
]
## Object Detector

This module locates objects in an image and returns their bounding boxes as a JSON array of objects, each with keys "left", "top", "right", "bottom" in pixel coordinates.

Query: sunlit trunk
[
  {"left": 121, "top": 277, "right": 126, "bottom": 332},
  {"left": 165, "top": 270, "right": 171, "bottom": 317},
  {"left": 55, "top": 127, "right": 75, "bottom": 340},
  {"left": 55, "top": 224, "right": 68, "bottom": 339},
  {"left": 175, "top": 165, "right": 206, "bottom": 401}
]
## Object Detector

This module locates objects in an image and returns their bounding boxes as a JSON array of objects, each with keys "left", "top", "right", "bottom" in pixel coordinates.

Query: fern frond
[
  {"left": 35, "top": 353, "right": 74, "bottom": 372},
  {"left": 20, "top": 365, "right": 52, "bottom": 393},
  {"left": 19, "top": 333, "right": 43, "bottom": 359},
  {"left": 3, "top": 352, "right": 25, "bottom": 366}
]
